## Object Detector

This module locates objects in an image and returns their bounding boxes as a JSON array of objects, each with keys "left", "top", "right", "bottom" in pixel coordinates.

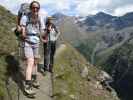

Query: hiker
[
  {"left": 20, "top": 1, "right": 46, "bottom": 96},
  {"left": 41, "top": 17, "right": 60, "bottom": 73}
]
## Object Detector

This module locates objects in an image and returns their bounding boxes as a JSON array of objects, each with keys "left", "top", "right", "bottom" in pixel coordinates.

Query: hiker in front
[
  {"left": 20, "top": 1, "right": 45, "bottom": 96},
  {"left": 41, "top": 17, "right": 60, "bottom": 73}
]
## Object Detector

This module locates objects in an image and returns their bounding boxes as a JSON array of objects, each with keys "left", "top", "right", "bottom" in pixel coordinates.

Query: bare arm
[
  {"left": 20, "top": 15, "right": 27, "bottom": 40},
  {"left": 40, "top": 29, "right": 48, "bottom": 43},
  {"left": 21, "top": 25, "right": 26, "bottom": 40},
  {"left": 54, "top": 25, "right": 60, "bottom": 40}
]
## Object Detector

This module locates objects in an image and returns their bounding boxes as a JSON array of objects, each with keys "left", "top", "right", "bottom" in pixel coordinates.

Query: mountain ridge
[
  {"left": 53, "top": 43, "right": 119, "bottom": 100},
  {"left": 78, "top": 11, "right": 133, "bottom": 31}
]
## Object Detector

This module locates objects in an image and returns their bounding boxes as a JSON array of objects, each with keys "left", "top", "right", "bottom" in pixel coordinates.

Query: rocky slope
[
  {"left": 0, "top": 6, "right": 17, "bottom": 99},
  {"left": 78, "top": 12, "right": 133, "bottom": 31},
  {"left": 53, "top": 42, "right": 119, "bottom": 100},
  {"left": 53, "top": 12, "right": 133, "bottom": 100}
]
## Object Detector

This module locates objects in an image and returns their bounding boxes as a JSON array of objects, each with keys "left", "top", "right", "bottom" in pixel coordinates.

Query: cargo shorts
[{"left": 24, "top": 42, "right": 40, "bottom": 58}]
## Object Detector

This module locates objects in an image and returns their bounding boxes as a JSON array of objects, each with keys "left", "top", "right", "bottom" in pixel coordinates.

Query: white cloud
[
  {"left": 0, "top": 0, "right": 133, "bottom": 16},
  {"left": 0, "top": 0, "right": 72, "bottom": 15},
  {"left": 75, "top": 0, "right": 112, "bottom": 16},
  {"left": 75, "top": 0, "right": 133, "bottom": 16},
  {"left": 113, "top": 4, "right": 133, "bottom": 16},
  {"left": 53, "top": 0, "right": 70, "bottom": 11}
]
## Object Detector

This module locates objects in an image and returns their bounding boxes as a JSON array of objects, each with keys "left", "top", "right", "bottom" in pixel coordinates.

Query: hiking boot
[
  {"left": 44, "top": 65, "right": 48, "bottom": 71},
  {"left": 49, "top": 64, "right": 53, "bottom": 73},
  {"left": 32, "top": 80, "right": 40, "bottom": 89},
  {"left": 40, "top": 68, "right": 46, "bottom": 76},
  {"left": 24, "top": 84, "right": 36, "bottom": 96}
]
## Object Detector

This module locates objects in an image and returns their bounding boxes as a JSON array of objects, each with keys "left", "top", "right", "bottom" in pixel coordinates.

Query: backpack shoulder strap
[
  {"left": 37, "top": 15, "right": 41, "bottom": 32},
  {"left": 25, "top": 13, "right": 32, "bottom": 26}
]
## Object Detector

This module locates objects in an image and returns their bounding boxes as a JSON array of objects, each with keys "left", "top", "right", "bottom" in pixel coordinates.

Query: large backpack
[
  {"left": 14, "top": 3, "right": 30, "bottom": 37},
  {"left": 18, "top": 3, "right": 30, "bottom": 25}
]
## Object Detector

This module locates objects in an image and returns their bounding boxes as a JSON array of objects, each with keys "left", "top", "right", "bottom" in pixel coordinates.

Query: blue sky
[{"left": 0, "top": 0, "right": 133, "bottom": 16}]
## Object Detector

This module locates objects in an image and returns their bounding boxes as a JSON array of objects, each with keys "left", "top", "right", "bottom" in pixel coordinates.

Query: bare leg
[
  {"left": 24, "top": 58, "right": 36, "bottom": 95},
  {"left": 32, "top": 58, "right": 40, "bottom": 88},
  {"left": 32, "top": 58, "right": 38, "bottom": 76},
  {"left": 26, "top": 58, "right": 34, "bottom": 80}
]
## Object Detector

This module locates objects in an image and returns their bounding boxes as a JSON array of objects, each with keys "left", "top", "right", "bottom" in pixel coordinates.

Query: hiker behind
[
  {"left": 41, "top": 17, "right": 60, "bottom": 73},
  {"left": 20, "top": 1, "right": 45, "bottom": 96}
]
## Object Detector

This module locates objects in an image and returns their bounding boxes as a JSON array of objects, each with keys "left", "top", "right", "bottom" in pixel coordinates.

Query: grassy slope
[
  {"left": 96, "top": 35, "right": 133, "bottom": 68},
  {"left": 53, "top": 43, "right": 119, "bottom": 100},
  {"left": 59, "top": 17, "right": 87, "bottom": 45},
  {"left": 0, "top": 6, "right": 17, "bottom": 99}
]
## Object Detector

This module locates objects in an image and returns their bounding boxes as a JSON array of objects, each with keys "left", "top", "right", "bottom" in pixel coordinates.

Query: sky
[{"left": 0, "top": 0, "right": 133, "bottom": 16}]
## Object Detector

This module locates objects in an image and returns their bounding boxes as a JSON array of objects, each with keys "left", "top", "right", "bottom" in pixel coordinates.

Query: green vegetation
[
  {"left": 0, "top": 6, "right": 17, "bottom": 99},
  {"left": 98, "top": 40, "right": 133, "bottom": 78},
  {"left": 75, "top": 39, "right": 96, "bottom": 61},
  {"left": 97, "top": 41, "right": 133, "bottom": 100},
  {"left": 53, "top": 44, "right": 119, "bottom": 100},
  {"left": 54, "top": 44, "right": 86, "bottom": 100},
  {"left": 0, "top": 55, "right": 7, "bottom": 97}
]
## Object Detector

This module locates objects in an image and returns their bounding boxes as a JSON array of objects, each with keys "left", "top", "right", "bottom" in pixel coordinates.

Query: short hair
[{"left": 30, "top": 1, "right": 40, "bottom": 10}]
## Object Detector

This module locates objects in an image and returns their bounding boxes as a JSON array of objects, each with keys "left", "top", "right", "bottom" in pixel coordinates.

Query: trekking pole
[
  {"left": 47, "top": 32, "right": 51, "bottom": 72},
  {"left": 47, "top": 29, "right": 54, "bottom": 98}
]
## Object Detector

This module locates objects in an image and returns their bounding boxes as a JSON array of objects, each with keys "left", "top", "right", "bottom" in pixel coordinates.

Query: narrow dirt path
[
  {"left": 17, "top": 64, "right": 53, "bottom": 100},
  {"left": 17, "top": 43, "right": 66, "bottom": 100}
]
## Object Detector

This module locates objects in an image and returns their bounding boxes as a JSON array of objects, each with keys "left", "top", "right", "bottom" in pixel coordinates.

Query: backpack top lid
[{"left": 18, "top": 3, "right": 30, "bottom": 16}]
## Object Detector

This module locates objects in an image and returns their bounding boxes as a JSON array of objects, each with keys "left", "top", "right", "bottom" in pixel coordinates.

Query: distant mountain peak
[
  {"left": 122, "top": 12, "right": 133, "bottom": 19},
  {"left": 123, "top": 12, "right": 133, "bottom": 16},
  {"left": 96, "top": 12, "right": 107, "bottom": 15},
  {"left": 52, "top": 12, "right": 66, "bottom": 18},
  {"left": 94, "top": 12, "right": 114, "bottom": 18}
]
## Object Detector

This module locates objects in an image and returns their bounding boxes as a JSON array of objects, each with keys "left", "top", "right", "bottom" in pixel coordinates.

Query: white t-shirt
[
  {"left": 20, "top": 13, "right": 46, "bottom": 34},
  {"left": 20, "top": 13, "right": 46, "bottom": 44},
  {"left": 49, "top": 27, "right": 60, "bottom": 41}
]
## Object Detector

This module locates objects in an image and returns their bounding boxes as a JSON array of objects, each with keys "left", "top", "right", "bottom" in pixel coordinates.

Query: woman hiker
[
  {"left": 20, "top": 1, "right": 46, "bottom": 96},
  {"left": 41, "top": 17, "right": 60, "bottom": 73}
]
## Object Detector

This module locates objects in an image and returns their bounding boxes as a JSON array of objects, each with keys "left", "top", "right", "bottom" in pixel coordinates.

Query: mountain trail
[
  {"left": 16, "top": 43, "right": 66, "bottom": 100},
  {"left": 18, "top": 72, "right": 52, "bottom": 100}
]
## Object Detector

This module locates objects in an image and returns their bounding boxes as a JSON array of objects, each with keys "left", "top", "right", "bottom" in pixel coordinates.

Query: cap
[{"left": 47, "top": 16, "right": 56, "bottom": 20}]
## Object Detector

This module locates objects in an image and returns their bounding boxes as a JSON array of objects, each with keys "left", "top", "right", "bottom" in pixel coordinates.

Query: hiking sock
[
  {"left": 49, "top": 64, "right": 53, "bottom": 73},
  {"left": 32, "top": 75, "right": 40, "bottom": 88},
  {"left": 43, "top": 65, "right": 48, "bottom": 71},
  {"left": 25, "top": 80, "right": 32, "bottom": 91},
  {"left": 25, "top": 80, "right": 32, "bottom": 86},
  {"left": 32, "top": 75, "right": 36, "bottom": 80},
  {"left": 32, "top": 74, "right": 37, "bottom": 81}
]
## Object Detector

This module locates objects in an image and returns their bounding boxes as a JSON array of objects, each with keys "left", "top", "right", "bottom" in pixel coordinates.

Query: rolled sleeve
[{"left": 20, "top": 15, "right": 27, "bottom": 26}]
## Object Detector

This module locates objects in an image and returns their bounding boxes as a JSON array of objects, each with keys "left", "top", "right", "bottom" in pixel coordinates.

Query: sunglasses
[{"left": 32, "top": 6, "right": 40, "bottom": 10}]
